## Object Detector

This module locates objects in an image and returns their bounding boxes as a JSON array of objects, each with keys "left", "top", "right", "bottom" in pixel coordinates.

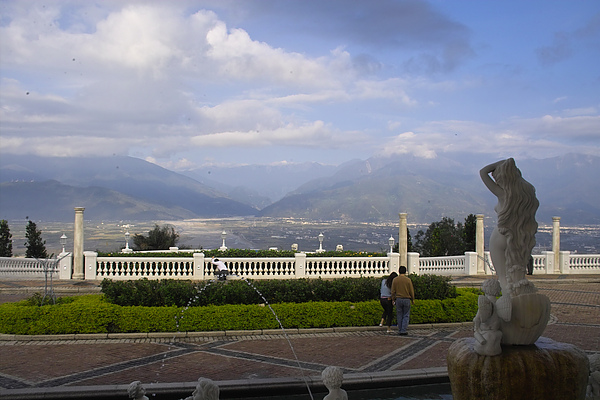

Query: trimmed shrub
[
  {"left": 0, "top": 288, "right": 478, "bottom": 335},
  {"left": 100, "top": 275, "right": 456, "bottom": 307}
]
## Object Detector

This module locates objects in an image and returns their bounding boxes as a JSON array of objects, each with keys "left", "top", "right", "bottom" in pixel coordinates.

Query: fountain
[
  {"left": 447, "top": 158, "right": 590, "bottom": 399},
  {"left": 155, "top": 266, "right": 316, "bottom": 400}
]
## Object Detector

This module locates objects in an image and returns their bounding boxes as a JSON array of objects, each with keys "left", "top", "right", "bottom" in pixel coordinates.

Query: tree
[
  {"left": 25, "top": 220, "right": 48, "bottom": 259},
  {"left": 462, "top": 214, "right": 477, "bottom": 252},
  {"left": 393, "top": 227, "right": 413, "bottom": 253},
  {"left": 0, "top": 220, "right": 12, "bottom": 257},
  {"left": 413, "top": 215, "right": 477, "bottom": 257},
  {"left": 133, "top": 224, "right": 180, "bottom": 251}
]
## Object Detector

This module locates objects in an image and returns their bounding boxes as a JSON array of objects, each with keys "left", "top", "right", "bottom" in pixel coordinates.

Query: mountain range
[{"left": 1, "top": 153, "right": 598, "bottom": 225}]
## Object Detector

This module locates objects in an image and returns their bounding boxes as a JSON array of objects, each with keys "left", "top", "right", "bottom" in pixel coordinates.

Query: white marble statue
[
  {"left": 587, "top": 354, "right": 600, "bottom": 400},
  {"left": 181, "top": 377, "right": 220, "bottom": 400},
  {"left": 322, "top": 366, "right": 348, "bottom": 400},
  {"left": 128, "top": 381, "right": 149, "bottom": 400},
  {"left": 473, "top": 279, "right": 503, "bottom": 356},
  {"left": 480, "top": 158, "right": 550, "bottom": 346}
]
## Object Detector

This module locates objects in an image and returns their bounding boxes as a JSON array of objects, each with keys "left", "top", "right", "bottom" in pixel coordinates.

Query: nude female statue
[
  {"left": 480, "top": 158, "right": 539, "bottom": 297},
  {"left": 480, "top": 159, "right": 550, "bottom": 346}
]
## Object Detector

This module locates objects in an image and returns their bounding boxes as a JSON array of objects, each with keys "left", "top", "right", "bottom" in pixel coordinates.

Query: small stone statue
[
  {"left": 587, "top": 354, "right": 600, "bottom": 400},
  {"left": 181, "top": 377, "right": 220, "bottom": 400},
  {"left": 128, "top": 381, "right": 149, "bottom": 400},
  {"left": 322, "top": 366, "right": 348, "bottom": 400},
  {"left": 473, "top": 279, "right": 503, "bottom": 356}
]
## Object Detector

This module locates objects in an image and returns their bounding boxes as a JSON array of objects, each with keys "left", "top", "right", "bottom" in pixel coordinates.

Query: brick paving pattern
[{"left": 0, "top": 277, "right": 598, "bottom": 392}]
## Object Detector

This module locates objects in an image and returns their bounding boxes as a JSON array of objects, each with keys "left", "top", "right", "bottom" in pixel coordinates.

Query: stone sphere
[{"left": 447, "top": 337, "right": 589, "bottom": 400}]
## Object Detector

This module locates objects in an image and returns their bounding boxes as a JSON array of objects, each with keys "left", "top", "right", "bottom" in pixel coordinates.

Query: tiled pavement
[{"left": 0, "top": 276, "right": 598, "bottom": 398}]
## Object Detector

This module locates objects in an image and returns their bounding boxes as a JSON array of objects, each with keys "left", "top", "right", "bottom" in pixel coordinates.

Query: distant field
[{"left": 6, "top": 217, "right": 599, "bottom": 257}]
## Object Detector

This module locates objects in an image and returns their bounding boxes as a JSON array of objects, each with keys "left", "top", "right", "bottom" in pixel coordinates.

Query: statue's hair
[
  {"left": 590, "top": 354, "right": 600, "bottom": 372},
  {"left": 196, "top": 378, "right": 219, "bottom": 400},
  {"left": 127, "top": 381, "right": 143, "bottom": 399},
  {"left": 481, "top": 279, "right": 501, "bottom": 297},
  {"left": 494, "top": 158, "right": 539, "bottom": 268},
  {"left": 322, "top": 366, "right": 344, "bottom": 389}
]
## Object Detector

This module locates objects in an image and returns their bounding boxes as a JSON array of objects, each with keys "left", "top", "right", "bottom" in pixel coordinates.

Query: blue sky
[{"left": 1, "top": 0, "right": 598, "bottom": 170}]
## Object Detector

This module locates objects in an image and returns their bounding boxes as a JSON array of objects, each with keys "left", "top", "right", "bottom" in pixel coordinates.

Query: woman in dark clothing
[{"left": 379, "top": 272, "right": 398, "bottom": 333}]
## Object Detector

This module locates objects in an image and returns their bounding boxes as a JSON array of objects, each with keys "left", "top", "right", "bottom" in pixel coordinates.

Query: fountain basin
[
  {"left": 0, "top": 368, "right": 449, "bottom": 399},
  {"left": 447, "top": 336, "right": 589, "bottom": 400}
]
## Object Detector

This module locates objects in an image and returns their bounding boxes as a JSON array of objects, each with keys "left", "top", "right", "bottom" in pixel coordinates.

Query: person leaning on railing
[{"left": 210, "top": 257, "right": 229, "bottom": 281}]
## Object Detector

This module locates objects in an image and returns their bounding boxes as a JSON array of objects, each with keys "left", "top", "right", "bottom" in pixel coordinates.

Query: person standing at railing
[
  {"left": 391, "top": 266, "right": 415, "bottom": 336},
  {"left": 379, "top": 272, "right": 398, "bottom": 334},
  {"left": 210, "top": 257, "right": 229, "bottom": 281}
]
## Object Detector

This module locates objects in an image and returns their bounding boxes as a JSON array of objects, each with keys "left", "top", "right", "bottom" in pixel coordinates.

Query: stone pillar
[
  {"left": 476, "top": 214, "right": 484, "bottom": 274},
  {"left": 295, "top": 252, "right": 307, "bottom": 278},
  {"left": 193, "top": 253, "right": 205, "bottom": 280},
  {"left": 58, "top": 252, "right": 72, "bottom": 280},
  {"left": 388, "top": 252, "right": 400, "bottom": 274},
  {"left": 552, "top": 216, "right": 560, "bottom": 274},
  {"left": 559, "top": 251, "right": 570, "bottom": 274},
  {"left": 543, "top": 251, "right": 554, "bottom": 274},
  {"left": 84, "top": 251, "right": 97, "bottom": 280},
  {"left": 398, "top": 213, "right": 408, "bottom": 267},
  {"left": 407, "top": 252, "right": 420, "bottom": 275},
  {"left": 72, "top": 207, "right": 85, "bottom": 280},
  {"left": 465, "top": 252, "right": 478, "bottom": 275}
]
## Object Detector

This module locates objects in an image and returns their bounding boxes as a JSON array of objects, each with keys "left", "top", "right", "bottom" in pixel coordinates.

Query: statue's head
[
  {"left": 492, "top": 158, "right": 521, "bottom": 187},
  {"left": 127, "top": 381, "right": 145, "bottom": 399},
  {"left": 482, "top": 279, "right": 501, "bottom": 297},
  {"left": 192, "top": 378, "right": 219, "bottom": 400},
  {"left": 322, "top": 366, "right": 344, "bottom": 390}
]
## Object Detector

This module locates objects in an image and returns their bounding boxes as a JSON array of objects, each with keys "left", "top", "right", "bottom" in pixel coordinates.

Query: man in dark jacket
[{"left": 391, "top": 266, "right": 415, "bottom": 335}]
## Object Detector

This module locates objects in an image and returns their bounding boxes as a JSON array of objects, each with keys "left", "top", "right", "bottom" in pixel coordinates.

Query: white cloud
[
  {"left": 191, "top": 120, "right": 365, "bottom": 148},
  {"left": 380, "top": 111, "right": 600, "bottom": 160}
]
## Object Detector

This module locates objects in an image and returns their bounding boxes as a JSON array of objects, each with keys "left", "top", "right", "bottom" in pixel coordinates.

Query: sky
[{"left": 1, "top": 0, "right": 599, "bottom": 170}]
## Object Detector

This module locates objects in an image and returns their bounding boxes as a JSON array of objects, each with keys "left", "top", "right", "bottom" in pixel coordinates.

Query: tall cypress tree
[
  {"left": 0, "top": 220, "right": 12, "bottom": 257},
  {"left": 25, "top": 220, "right": 48, "bottom": 259}
]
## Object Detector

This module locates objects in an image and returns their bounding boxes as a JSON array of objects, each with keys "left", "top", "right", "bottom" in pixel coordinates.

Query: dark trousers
[
  {"left": 217, "top": 269, "right": 228, "bottom": 280},
  {"left": 380, "top": 298, "right": 394, "bottom": 326}
]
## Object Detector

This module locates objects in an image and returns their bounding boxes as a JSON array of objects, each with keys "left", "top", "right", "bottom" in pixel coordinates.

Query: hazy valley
[{"left": 5, "top": 217, "right": 599, "bottom": 259}]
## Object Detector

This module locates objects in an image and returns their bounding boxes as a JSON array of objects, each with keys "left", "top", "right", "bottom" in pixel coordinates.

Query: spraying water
[
  {"left": 239, "top": 276, "right": 315, "bottom": 400},
  {"left": 161, "top": 275, "right": 315, "bottom": 400}
]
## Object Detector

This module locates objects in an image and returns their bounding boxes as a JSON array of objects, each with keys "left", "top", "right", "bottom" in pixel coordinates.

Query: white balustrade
[
  {"left": 95, "top": 257, "right": 195, "bottom": 280},
  {"left": 568, "top": 253, "right": 600, "bottom": 274},
  {"left": 213, "top": 257, "right": 296, "bottom": 279},
  {"left": 419, "top": 255, "right": 466, "bottom": 276},
  {"left": 305, "top": 257, "right": 389, "bottom": 278},
  {"left": 0, "top": 257, "right": 59, "bottom": 279},
  {"left": 2, "top": 252, "right": 599, "bottom": 280}
]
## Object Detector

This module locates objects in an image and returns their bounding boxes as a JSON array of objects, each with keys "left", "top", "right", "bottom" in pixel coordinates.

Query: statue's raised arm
[{"left": 480, "top": 159, "right": 507, "bottom": 198}]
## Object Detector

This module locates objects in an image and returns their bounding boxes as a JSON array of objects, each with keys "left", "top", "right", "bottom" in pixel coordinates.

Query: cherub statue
[
  {"left": 128, "top": 381, "right": 149, "bottom": 400},
  {"left": 181, "top": 377, "right": 219, "bottom": 400},
  {"left": 473, "top": 279, "right": 503, "bottom": 356},
  {"left": 587, "top": 354, "right": 600, "bottom": 400},
  {"left": 322, "top": 366, "right": 348, "bottom": 400}
]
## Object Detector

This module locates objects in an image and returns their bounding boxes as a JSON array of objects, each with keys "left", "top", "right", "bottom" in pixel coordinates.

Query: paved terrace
[{"left": 0, "top": 275, "right": 598, "bottom": 399}]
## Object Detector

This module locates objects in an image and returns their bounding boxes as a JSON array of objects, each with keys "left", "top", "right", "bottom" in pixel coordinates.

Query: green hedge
[
  {"left": 0, "top": 289, "right": 478, "bottom": 335},
  {"left": 100, "top": 275, "right": 457, "bottom": 307}
]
